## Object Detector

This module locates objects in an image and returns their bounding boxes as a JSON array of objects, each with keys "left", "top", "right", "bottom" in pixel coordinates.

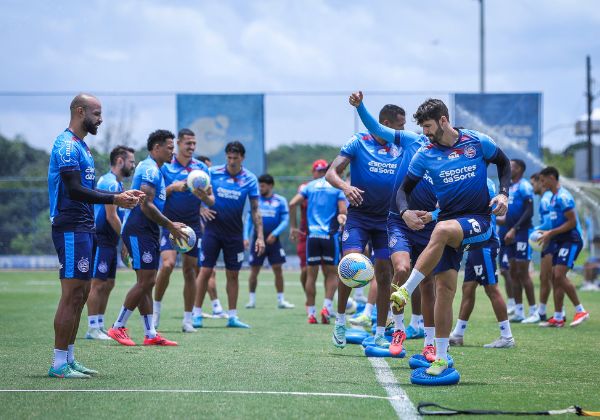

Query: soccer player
[
  {"left": 85, "top": 145, "right": 136, "bottom": 340},
  {"left": 449, "top": 179, "right": 515, "bottom": 348},
  {"left": 289, "top": 162, "right": 347, "bottom": 324},
  {"left": 390, "top": 98, "right": 511, "bottom": 376},
  {"left": 48, "top": 94, "right": 142, "bottom": 378},
  {"left": 497, "top": 159, "right": 537, "bottom": 323},
  {"left": 193, "top": 141, "right": 265, "bottom": 329},
  {"left": 152, "top": 129, "right": 215, "bottom": 333},
  {"left": 536, "top": 167, "right": 590, "bottom": 327},
  {"left": 107, "top": 129, "right": 188, "bottom": 346},
  {"left": 346, "top": 92, "right": 438, "bottom": 359},
  {"left": 244, "top": 174, "right": 294, "bottom": 309}
]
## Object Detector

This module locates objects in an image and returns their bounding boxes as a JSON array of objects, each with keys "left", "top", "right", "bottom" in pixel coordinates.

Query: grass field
[{"left": 0, "top": 269, "right": 599, "bottom": 419}]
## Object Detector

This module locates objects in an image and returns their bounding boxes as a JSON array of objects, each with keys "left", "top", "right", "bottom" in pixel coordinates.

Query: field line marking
[
  {"left": 0, "top": 389, "right": 400, "bottom": 401},
  {"left": 368, "top": 357, "right": 419, "bottom": 419}
]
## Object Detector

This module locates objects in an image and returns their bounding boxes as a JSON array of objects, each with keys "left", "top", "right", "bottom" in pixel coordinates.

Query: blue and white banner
[
  {"left": 454, "top": 93, "right": 542, "bottom": 173},
  {"left": 177, "top": 94, "right": 265, "bottom": 176}
]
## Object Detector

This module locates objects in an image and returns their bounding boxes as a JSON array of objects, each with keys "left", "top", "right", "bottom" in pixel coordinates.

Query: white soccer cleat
[
  {"left": 245, "top": 302, "right": 256, "bottom": 309},
  {"left": 483, "top": 336, "right": 515, "bottom": 348},
  {"left": 509, "top": 313, "right": 524, "bottom": 323},
  {"left": 449, "top": 333, "right": 464, "bottom": 346},
  {"left": 277, "top": 300, "right": 295, "bottom": 309},
  {"left": 182, "top": 322, "right": 197, "bottom": 333},
  {"left": 521, "top": 312, "right": 541, "bottom": 324},
  {"left": 85, "top": 328, "right": 111, "bottom": 340}
]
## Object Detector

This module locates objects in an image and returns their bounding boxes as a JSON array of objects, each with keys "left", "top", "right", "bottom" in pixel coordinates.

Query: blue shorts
[
  {"left": 342, "top": 213, "right": 389, "bottom": 259},
  {"left": 200, "top": 230, "right": 244, "bottom": 271},
  {"left": 249, "top": 239, "right": 286, "bottom": 267},
  {"left": 307, "top": 234, "right": 340, "bottom": 266},
  {"left": 499, "top": 245, "right": 510, "bottom": 271},
  {"left": 52, "top": 230, "right": 94, "bottom": 280},
  {"left": 435, "top": 215, "right": 492, "bottom": 274},
  {"left": 92, "top": 245, "right": 118, "bottom": 280},
  {"left": 552, "top": 240, "right": 583, "bottom": 268},
  {"left": 502, "top": 229, "right": 532, "bottom": 261},
  {"left": 159, "top": 223, "right": 202, "bottom": 256},
  {"left": 465, "top": 243, "right": 498, "bottom": 286},
  {"left": 387, "top": 214, "right": 435, "bottom": 263},
  {"left": 122, "top": 233, "right": 160, "bottom": 270}
]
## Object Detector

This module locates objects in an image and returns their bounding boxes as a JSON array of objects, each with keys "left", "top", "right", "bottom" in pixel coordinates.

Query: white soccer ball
[
  {"left": 187, "top": 169, "right": 210, "bottom": 191},
  {"left": 528, "top": 230, "right": 544, "bottom": 253},
  {"left": 169, "top": 225, "right": 197, "bottom": 253},
  {"left": 338, "top": 253, "right": 374, "bottom": 288}
]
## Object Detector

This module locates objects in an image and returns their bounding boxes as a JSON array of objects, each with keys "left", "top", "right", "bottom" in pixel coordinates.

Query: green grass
[{"left": 0, "top": 269, "right": 599, "bottom": 419}]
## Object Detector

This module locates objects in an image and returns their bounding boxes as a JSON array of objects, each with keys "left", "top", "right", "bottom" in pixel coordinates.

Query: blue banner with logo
[
  {"left": 176, "top": 94, "right": 265, "bottom": 176},
  {"left": 454, "top": 93, "right": 542, "bottom": 174}
]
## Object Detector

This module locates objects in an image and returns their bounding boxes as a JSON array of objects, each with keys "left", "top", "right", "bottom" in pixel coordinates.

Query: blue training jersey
[
  {"left": 205, "top": 165, "right": 259, "bottom": 237},
  {"left": 339, "top": 132, "right": 401, "bottom": 218},
  {"left": 48, "top": 129, "right": 96, "bottom": 232},
  {"left": 94, "top": 171, "right": 124, "bottom": 246},
  {"left": 161, "top": 157, "right": 209, "bottom": 225},
  {"left": 547, "top": 186, "right": 583, "bottom": 242},
  {"left": 244, "top": 194, "right": 289, "bottom": 240},
  {"left": 407, "top": 129, "right": 499, "bottom": 220},
  {"left": 301, "top": 177, "right": 346, "bottom": 237},
  {"left": 535, "top": 190, "right": 553, "bottom": 231},
  {"left": 499, "top": 178, "right": 534, "bottom": 235},
  {"left": 122, "top": 156, "right": 166, "bottom": 237}
]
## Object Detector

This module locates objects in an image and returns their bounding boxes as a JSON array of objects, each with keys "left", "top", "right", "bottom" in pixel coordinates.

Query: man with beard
[
  {"left": 48, "top": 94, "right": 143, "bottom": 378},
  {"left": 85, "top": 146, "right": 136, "bottom": 340}
]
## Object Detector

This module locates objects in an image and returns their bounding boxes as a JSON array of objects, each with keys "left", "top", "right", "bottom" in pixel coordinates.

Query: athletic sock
[
  {"left": 538, "top": 303, "right": 547, "bottom": 316},
  {"left": 88, "top": 315, "right": 99, "bottom": 329},
  {"left": 375, "top": 326, "right": 386, "bottom": 336},
  {"left": 507, "top": 298, "right": 516, "bottom": 308},
  {"left": 417, "top": 314, "right": 424, "bottom": 329},
  {"left": 409, "top": 314, "right": 420, "bottom": 330},
  {"left": 323, "top": 298, "right": 333, "bottom": 313},
  {"left": 183, "top": 312, "right": 192, "bottom": 324},
  {"left": 529, "top": 304, "right": 538, "bottom": 316},
  {"left": 561, "top": 307, "right": 566, "bottom": 319},
  {"left": 363, "top": 303, "right": 374, "bottom": 318},
  {"left": 435, "top": 338, "right": 449, "bottom": 362},
  {"left": 307, "top": 306, "right": 316, "bottom": 316},
  {"left": 515, "top": 304, "right": 524, "bottom": 318},
  {"left": 192, "top": 306, "right": 202, "bottom": 318},
  {"left": 554, "top": 311, "right": 564, "bottom": 321},
  {"left": 52, "top": 349, "right": 68, "bottom": 369},
  {"left": 67, "top": 344, "right": 75, "bottom": 364},
  {"left": 277, "top": 292, "right": 284, "bottom": 304},
  {"left": 394, "top": 313, "right": 405, "bottom": 332},
  {"left": 228, "top": 309, "right": 238, "bottom": 318},
  {"left": 248, "top": 292, "right": 256, "bottom": 305},
  {"left": 575, "top": 304, "right": 585, "bottom": 313},
  {"left": 113, "top": 306, "right": 133, "bottom": 328},
  {"left": 153, "top": 300, "right": 162, "bottom": 314},
  {"left": 212, "top": 299, "right": 223, "bottom": 313},
  {"left": 404, "top": 270, "right": 425, "bottom": 295},
  {"left": 499, "top": 320, "right": 512, "bottom": 338},
  {"left": 335, "top": 313, "right": 346, "bottom": 326},
  {"left": 98, "top": 314, "right": 105, "bottom": 329},
  {"left": 354, "top": 287, "right": 365, "bottom": 299},
  {"left": 424, "top": 327, "right": 435, "bottom": 346},
  {"left": 452, "top": 319, "right": 468, "bottom": 337},
  {"left": 141, "top": 314, "right": 156, "bottom": 338}
]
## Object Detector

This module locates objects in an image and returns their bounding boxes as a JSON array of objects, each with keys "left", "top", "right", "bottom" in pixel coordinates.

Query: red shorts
[{"left": 297, "top": 239, "right": 307, "bottom": 268}]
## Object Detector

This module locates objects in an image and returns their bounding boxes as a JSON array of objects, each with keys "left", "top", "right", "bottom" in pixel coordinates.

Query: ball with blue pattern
[{"left": 337, "top": 253, "right": 374, "bottom": 288}]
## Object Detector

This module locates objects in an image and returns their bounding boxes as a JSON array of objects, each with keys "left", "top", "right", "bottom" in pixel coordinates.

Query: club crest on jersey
[
  {"left": 389, "top": 235, "right": 398, "bottom": 248},
  {"left": 77, "top": 257, "right": 89, "bottom": 273},
  {"left": 464, "top": 145, "right": 477, "bottom": 159},
  {"left": 342, "top": 230, "right": 349, "bottom": 241},
  {"left": 142, "top": 251, "right": 153, "bottom": 264},
  {"left": 98, "top": 261, "right": 108, "bottom": 274}
]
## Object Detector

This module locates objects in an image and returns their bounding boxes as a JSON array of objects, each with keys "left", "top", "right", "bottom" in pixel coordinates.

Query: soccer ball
[
  {"left": 528, "top": 230, "right": 544, "bottom": 252},
  {"left": 187, "top": 169, "right": 210, "bottom": 191},
  {"left": 169, "top": 225, "right": 197, "bottom": 253},
  {"left": 338, "top": 253, "right": 374, "bottom": 288}
]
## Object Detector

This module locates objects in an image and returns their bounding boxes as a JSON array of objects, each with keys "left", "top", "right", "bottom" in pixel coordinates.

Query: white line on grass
[
  {"left": 368, "top": 357, "right": 419, "bottom": 420},
  {"left": 0, "top": 389, "right": 401, "bottom": 401}
]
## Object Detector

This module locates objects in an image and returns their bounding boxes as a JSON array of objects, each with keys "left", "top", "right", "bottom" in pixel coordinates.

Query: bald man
[{"left": 48, "top": 94, "right": 144, "bottom": 378}]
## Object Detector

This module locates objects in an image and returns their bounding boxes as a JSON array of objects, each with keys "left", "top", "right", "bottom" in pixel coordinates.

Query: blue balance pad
[{"left": 410, "top": 367, "right": 460, "bottom": 386}]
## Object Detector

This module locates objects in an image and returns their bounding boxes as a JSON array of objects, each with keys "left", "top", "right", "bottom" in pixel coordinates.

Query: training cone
[
  {"left": 346, "top": 329, "right": 370, "bottom": 345},
  {"left": 364, "top": 345, "right": 406, "bottom": 358},
  {"left": 410, "top": 367, "right": 460, "bottom": 386},
  {"left": 361, "top": 335, "right": 392, "bottom": 348},
  {"left": 408, "top": 354, "right": 454, "bottom": 369}
]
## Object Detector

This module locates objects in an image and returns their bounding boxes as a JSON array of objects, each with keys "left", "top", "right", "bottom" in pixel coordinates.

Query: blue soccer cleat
[
  {"left": 192, "top": 315, "right": 203, "bottom": 328},
  {"left": 364, "top": 345, "right": 406, "bottom": 358},
  {"left": 227, "top": 317, "right": 250, "bottom": 329},
  {"left": 405, "top": 325, "right": 425, "bottom": 339}
]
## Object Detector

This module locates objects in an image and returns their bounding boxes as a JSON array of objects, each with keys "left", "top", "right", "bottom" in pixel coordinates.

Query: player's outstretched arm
[
  {"left": 250, "top": 198, "right": 265, "bottom": 256},
  {"left": 349, "top": 91, "right": 396, "bottom": 143},
  {"left": 61, "top": 170, "right": 139, "bottom": 207},
  {"left": 139, "top": 183, "right": 188, "bottom": 241},
  {"left": 326, "top": 156, "right": 364, "bottom": 206}
]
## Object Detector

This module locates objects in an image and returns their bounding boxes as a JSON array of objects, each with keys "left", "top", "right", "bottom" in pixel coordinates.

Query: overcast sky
[{"left": 0, "top": 0, "right": 599, "bottom": 152}]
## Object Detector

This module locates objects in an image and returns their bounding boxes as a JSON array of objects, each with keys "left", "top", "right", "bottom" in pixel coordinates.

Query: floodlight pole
[
  {"left": 587, "top": 55, "right": 593, "bottom": 181},
  {"left": 479, "top": 0, "right": 485, "bottom": 93}
]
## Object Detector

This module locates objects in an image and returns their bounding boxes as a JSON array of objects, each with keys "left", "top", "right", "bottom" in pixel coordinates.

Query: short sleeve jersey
[
  {"left": 340, "top": 132, "right": 402, "bottom": 217},
  {"left": 48, "top": 129, "right": 96, "bottom": 232},
  {"left": 161, "top": 157, "right": 209, "bottom": 225},
  {"left": 548, "top": 187, "right": 583, "bottom": 242},
  {"left": 94, "top": 171, "right": 124, "bottom": 246},
  {"left": 500, "top": 178, "right": 534, "bottom": 234},
  {"left": 122, "top": 156, "right": 166, "bottom": 237},
  {"left": 301, "top": 178, "right": 345, "bottom": 237},
  {"left": 249, "top": 194, "right": 289, "bottom": 238},
  {"left": 539, "top": 190, "right": 553, "bottom": 220},
  {"left": 407, "top": 129, "right": 498, "bottom": 220},
  {"left": 205, "top": 165, "right": 259, "bottom": 237}
]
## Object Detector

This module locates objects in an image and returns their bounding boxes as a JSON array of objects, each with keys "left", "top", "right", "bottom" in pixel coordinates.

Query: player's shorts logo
[
  {"left": 142, "top": 251, "right": 153, "bottom": 264},
  {"left": 475, "top": 265, "right": 483, "bottom": 276},
  {"left": 237, "top": 252, "right": 244, "bottom": 262},
  {"left": 464, "top": 145, "right": 477, "bottom": 159},
  {"left": 516, "top": 242, "right": 527, "bottom": 252},
  {"left": 558, "top": 248, "right": 569, "bottom": 258},
  {"left": 98, "top": 261, "right": 108, "bottom": 274},
  {"left": 389, "top": 235, "right": 398, "bottom": 248},
  {"left": 467, "top": 218, "right": 481, "bottom": 234},
  {"left": 280, "top": 248, "right": 286, "bottom": 257},
  {"left": 342, "top": 230, "right": 349, "bottom": 242},
  {"left": 160, "top": 236, "right": 167, "bottom": 246},
  {"left": 77, "top": 257, "right": 89, "bottom": 273}
]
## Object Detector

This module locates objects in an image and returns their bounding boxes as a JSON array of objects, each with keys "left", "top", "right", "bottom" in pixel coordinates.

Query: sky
[{"left": 0, "top": 0, "right": 599, "bottom": 152}]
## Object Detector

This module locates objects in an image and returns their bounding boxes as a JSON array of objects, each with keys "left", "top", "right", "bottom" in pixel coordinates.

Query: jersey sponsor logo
[
  {"left": 84, "top": 167, "right": 95, "bottom": 181},
  {"left": 464, "top": 145, "right": 477, "bottom": 159},
  {"left": 423, "top": 172, "right": 434, "bottom": 185},
  {"left": 439, "top": 165, "right": 477, "bottom": 184},
  {"left": 260, "top": 208, "right": 277, "bottom": 218},
  {"left": 58, "top": 140, "right": 74, "bottom": 165},
  {"left": 368, "top": 161, "right": 398, "bottom": 175},
  {"left": 142, "top": 251, "right": 153, "bottom": 264},
  {"left": 558, "top": 248, "right": 569, "bottom": 258},
  {"left": 159, "top": 186, "right": 166, "bottom": 201},
  {"left": 516, "top": 242, "right": 527, "bottom": 252},
  {"left": 77, "top": 257, "right": 90, "bottom": 273},
  {"left": 342, "top": 230, "right": 349, "bottom": 241},
  {"left": 448, "top": 151, "right": 460, "bottom": 160},
  {"left": 474, "top": 265, "right": 483, "bottom": 276},
  {"left": 98, "top": 261, "right": 108, "bottom": 274},
  {"left": 216, "top": 186, "right": 242, "bottom": 200}
]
